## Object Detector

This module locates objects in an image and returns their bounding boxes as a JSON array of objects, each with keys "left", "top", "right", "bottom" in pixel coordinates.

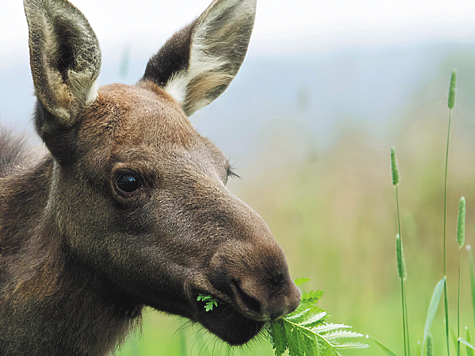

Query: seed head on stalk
[
  {"left": 457, "top": 197, "right": 465, "bottom": 248},
  {"left": 448, "top": 71, "right": 456, "bottom": 110},
  {"left": 391, "top": 147, "right": 400, "bottom": 186},
  {"left": 396, "top": 234, "right": 407, "bottom": 280}
]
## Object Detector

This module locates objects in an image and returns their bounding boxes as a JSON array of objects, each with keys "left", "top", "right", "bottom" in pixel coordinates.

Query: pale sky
[{"left": 2, "top": 0, "right": 475, "bottom": 66}]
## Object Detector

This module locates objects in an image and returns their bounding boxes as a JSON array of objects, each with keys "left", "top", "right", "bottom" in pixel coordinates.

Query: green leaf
[
  {"left": 268, "top": 285, "right": 368, "bottom": 356},
  {"left": 422, "top": 277, "right": 446, "bottom": 354},
  {"left": 204, "top": 299, "right": 217, "bottom": 311},
  {"left": 368, "top": 335, "right": 398, "bottom": 356},
  {"left": 269, "top": 320, "right": 288, "bottom": 356},
  {"left": 285, "top": 321, "right": 305, "bottom": 356},
  {"left": 312, "top": 324, "right": 351, "bottom": 333},
  {"left": 295, "top": 277, "right": 311, "bottom": 286},
  {"left": 300, "top": 312, "right": 328, "bottom": 328},
  {"left": 197, "top": 293, "right": 218, "bottom": 311},
  {"left": 457, "top": 197, "right": 466, "bottom": 247},
  {"left": 302, "top": 290, "right": 325, "bottom": 301}
]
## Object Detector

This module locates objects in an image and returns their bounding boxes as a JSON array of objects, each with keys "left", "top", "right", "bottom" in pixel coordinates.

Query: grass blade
[
  {"left": 468, "top": 328, "right": 474, "bottom": 356},
  {"left": 369, "top": 335, "right": 398, "bottom": 356},
  {"left": 469, "top": 247, "right": 475, "bottom": 328},
  {"left": 422, "top": 277, "right": 446, "bottom": 355},
  {"left": 459, "top": 338, "right": 475, "bottom": 351}
]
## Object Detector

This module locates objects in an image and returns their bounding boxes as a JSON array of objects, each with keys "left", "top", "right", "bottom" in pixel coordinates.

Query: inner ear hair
[
  {"left": 141, "top": 0, "right": 256, "bottom": 116},
  {"left": 24, "top": 0, "right": 101, "bottom": 125}
]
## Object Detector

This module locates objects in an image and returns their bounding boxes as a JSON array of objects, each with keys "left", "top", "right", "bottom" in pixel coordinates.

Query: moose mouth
[{"left": 191, "top": 289, "right": 266, "bottom": 345}]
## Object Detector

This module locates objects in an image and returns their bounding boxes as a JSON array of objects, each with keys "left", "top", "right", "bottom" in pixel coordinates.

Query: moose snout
[
  {"left": 208, "top": 238, "right": 301, "bottom": 321},
  {"left": 231, "top": 275, "right": 301, "bottom": 321}
]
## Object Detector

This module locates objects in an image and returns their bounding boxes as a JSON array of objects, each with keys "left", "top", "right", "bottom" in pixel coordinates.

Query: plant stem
[
  {"left": 400, "top": 278, "right": 407, "bottom": 356},
  {"left": 443, "top": 109, "right": 453, "bottom": 356},
  {"left": 404, "top": 285, "right": 411, "bottom": 356},
  {"left": 458, "top": 247, "right": 461, "bottom": 347},
  {"left": 396, "top": 185, "right": 409, "bottom": 356},
  {"left": 444, "top": 110, "right": 452, "bottom": 277}
]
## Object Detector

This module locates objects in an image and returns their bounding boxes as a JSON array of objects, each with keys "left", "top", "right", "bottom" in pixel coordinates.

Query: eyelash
[{"left": 226, "top": 165, "right": 240, "bottom": 179}]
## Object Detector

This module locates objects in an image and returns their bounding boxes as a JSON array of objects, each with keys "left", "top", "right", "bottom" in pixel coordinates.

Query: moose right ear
[
  {"left": 141, "top": 0, "right": 256, "bottom": 116},
  {"left": 24, "top": 0, "right": 101, "bottom": 130}
]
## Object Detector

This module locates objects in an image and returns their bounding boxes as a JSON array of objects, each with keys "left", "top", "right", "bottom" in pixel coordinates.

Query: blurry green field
[{"left": 114, "top": 88, "right": 475, "bottom": 356}]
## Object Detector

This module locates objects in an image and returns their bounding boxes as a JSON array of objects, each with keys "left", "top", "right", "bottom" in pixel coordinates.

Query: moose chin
[{"left": 0, "top": 0, "right": 301, "bottom": 355}]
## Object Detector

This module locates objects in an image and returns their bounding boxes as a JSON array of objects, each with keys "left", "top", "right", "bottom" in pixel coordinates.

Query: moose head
[{"left": 3, "top": 0, "right": 301, "bottom": 350}]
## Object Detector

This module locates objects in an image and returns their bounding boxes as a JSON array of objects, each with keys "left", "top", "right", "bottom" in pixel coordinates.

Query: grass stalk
[
  {"left": 456, "top": 197, "right": 465, "bottom": 356},
  {"left": 443, "top": 70, "right": 457, "bottom": 356},
  {"left": 443, "top": 108, "right": 452, "bottom": 356},
  {"left": 392, "top": 148, "right": 410, "bottom": 355}
]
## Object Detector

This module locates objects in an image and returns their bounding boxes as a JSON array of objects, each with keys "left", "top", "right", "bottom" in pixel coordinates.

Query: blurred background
[{"left": 2, "top": 0, "right": 475, "bottom": 354}]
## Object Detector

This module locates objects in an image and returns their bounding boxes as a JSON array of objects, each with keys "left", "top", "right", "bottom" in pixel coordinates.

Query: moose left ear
[
  {"left": 24, "top": 0, "right": 101, "bottom": 126},
  {"left": 141, "top": 0, "right": 256, "bottom": 116}
]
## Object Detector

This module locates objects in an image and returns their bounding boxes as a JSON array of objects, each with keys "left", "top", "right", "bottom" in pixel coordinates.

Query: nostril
[
  {"left": 269, "top": 307, "right": 286, "bottom": 320},
  {"left": 232, "top": 280, "right": 262, "bottom": 314}
]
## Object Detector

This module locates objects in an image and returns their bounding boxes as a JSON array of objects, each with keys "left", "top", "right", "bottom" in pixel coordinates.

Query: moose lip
[{"left": 191, "top": 290, "right": 265, "bottom": 345}]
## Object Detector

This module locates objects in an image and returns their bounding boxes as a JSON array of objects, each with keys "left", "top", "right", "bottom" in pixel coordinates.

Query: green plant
[
  {"left": 197, "top": 294, "right": 219, "bottom": 312},
  {"left": 391, "top": 148, "right": 410, "bottom": 356},
  {"left": 443, "top": 70, "right": 457, "bottom": 356},
  {"left": 198, "top": 278, "right": 369, "bottom": 355},
  {"left": 457, "top": 197, "right": 466, "bottom": 356},
  {"left": 267, "top": 279, "right": 368, "bottom": 356}
]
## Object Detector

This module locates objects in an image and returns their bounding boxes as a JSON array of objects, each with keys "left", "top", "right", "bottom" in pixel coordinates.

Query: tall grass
[
  {"left": 457, "top": 197, "right": 466, "bottom": 356},
  {"left": 373, "top": 71, "right": 475, "bottom": 356},
  {"left": 443, "top": 70, "right": 457, "bottom": 356},
  {"left": 391, "top": 148, "right": 410, "bottom": 356}
]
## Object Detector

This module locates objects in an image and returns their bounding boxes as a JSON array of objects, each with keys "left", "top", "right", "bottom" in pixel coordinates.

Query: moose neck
[{"left": 0, "top": 157, "right": 142, "bottom": 356}]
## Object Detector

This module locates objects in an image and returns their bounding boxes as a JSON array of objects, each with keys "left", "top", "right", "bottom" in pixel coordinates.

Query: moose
[{"left": 0, "top": 0, "right": 301, "bottom": 355}]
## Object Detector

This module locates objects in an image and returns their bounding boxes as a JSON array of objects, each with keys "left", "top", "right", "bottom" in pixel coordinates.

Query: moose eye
[{"left": 115, "top": 172, "right": 141, "bottom": 193}]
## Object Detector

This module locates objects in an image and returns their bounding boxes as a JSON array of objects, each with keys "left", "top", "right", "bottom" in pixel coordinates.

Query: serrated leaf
[
  {"left": 324, "top": 330, "right": 364, "bottom": 343},
  {"left": 312, "top": 324, "right": 351, "bottom": 333},
  {"left": 301, "top": 332, "right": 317, "bottom": 356},
  {"left": 287, "top": 308, "right": 312, "bottom": 320},
  {"left": 267, "top": 285, "right": 367, "bottom": 356},
  {"left": 300, "top": 312, "right": 328, "bottom": 327},
  {"left": 295, "top": 277, "right": 311, "bottom": 286},
  {"left": 302, "top": 290, "right": 325, "bottom": 302},
  {"left": 269, "top": 319, "right": 288, "bottom": 356},
  {"left": 334, "top": 342, "right": 370, "bottom": 349},
  {"left": 285, "top": 322, "right": 303, "bottom": 356}
]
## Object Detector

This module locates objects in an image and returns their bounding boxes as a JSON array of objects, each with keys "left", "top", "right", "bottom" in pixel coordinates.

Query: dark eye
[{"left": 115, "top": 172, "right": 141, "bottom": 193}]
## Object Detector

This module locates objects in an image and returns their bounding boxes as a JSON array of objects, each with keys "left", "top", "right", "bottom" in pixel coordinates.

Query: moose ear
[
  {"left": 142, "top": 0, "right": 256, "bottom": 116},
  {"left": 24, "top": 0, "right": 101, "bottom": 127}
]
